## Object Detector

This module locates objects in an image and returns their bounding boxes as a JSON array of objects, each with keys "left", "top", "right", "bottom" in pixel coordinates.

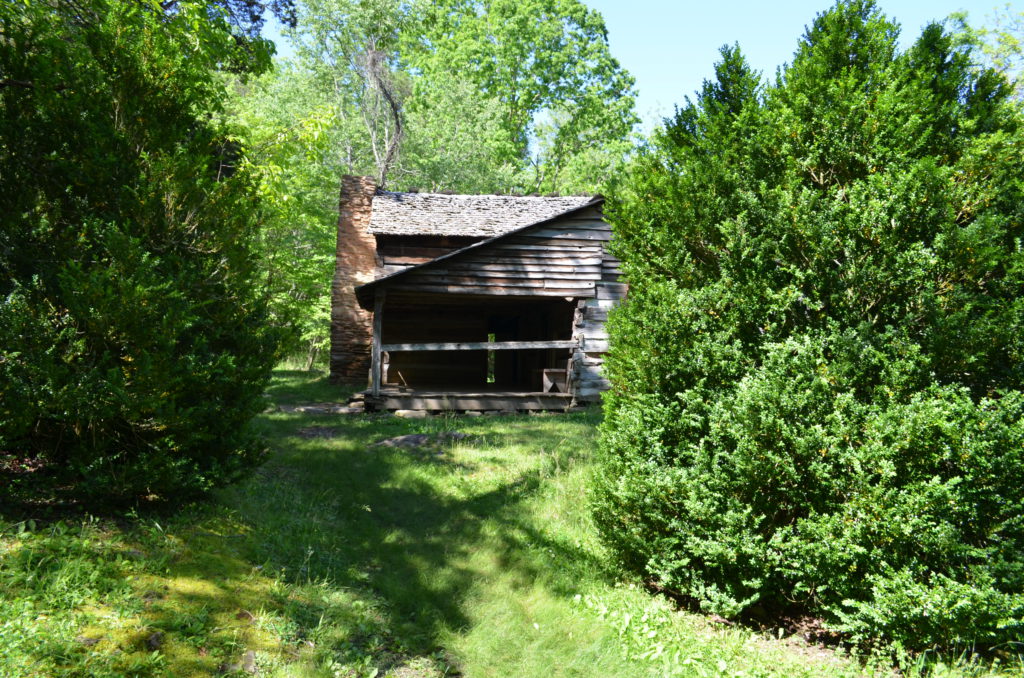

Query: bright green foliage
[
  {"left": 274, "top": 0, "right": 639, "bottom": 194},
  {"left": 952, "top": 5, "right": 1024, "bottom": 99},
  {"left": 0, "top": 0, "right": 281, "bottom": 500},
  {"left": 233, "top": 0, "right": 638, "bottom": 362},
  {"left": 230, "top": 64, "right": 351, "bottom": 365},
  {"left": 595, "top": 0, "right": 1024, "bottom": 651},
  {"left": 406, "top": 0, "right": 639, "bottom": 191}
]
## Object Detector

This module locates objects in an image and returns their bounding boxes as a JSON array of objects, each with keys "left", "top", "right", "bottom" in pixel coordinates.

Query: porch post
[{"left": 370, "top": 289, "right": 385, "bottom": 396}]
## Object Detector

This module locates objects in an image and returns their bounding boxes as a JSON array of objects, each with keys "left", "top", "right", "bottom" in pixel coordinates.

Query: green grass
[{"left": 1, "top": 371, "right": 1019, "bottom": 677}]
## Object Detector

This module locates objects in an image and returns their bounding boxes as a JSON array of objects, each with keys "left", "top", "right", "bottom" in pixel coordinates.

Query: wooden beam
[
  {"left": 366, "top": 392, "right": 574, "bottom": 411},
  {"left": 381, "top": 340, "right": 577, "bottom": 352},
  {"left": 384, "top": 284, "right": 595, "bottom": 297},
  {"left": 370, "top": 289, "right": 385, "bottom": 397}
]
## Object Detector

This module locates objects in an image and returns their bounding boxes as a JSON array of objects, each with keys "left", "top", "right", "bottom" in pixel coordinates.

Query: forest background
[
  {"left": 242, "top": 0, "right": 1024, "bottom": 368},
  {"left": 233, "top": 0, "right": 640, "bottom": 368},
  {"left": 3, "top": 0, "right": 1024, "bottom": 664}
]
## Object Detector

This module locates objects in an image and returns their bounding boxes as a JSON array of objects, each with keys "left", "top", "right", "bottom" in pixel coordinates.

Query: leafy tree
[
  {"left": 595, "top": 0, "right": 1024, "bottom": 651},
  {"left": 952, "top": 4, "right": 1024, "bottom": 98},
  {"left": 0, "top": 0, "right": 281, "bottom": 501},
  {"left": 406, "top": 0, "right": 639, "bottom": 191},
  {"left": 229, "top": 63, "right": 358, "bottom": 366},
  {"left": 163, "top": 0, "right": 297, "bottom": 38},
  {"left": 275, "top": 0, "right": 637, "bottom": 193},
  {"left": 232, "top": 0, "right": 638, "bottom": 363},
  {"left": 287, "top": 0, "right": 410, "bottom": 186}
]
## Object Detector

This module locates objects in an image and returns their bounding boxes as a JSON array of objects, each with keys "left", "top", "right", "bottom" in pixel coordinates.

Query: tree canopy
[
  {"left": 0, "top": 0, "right": 281, "bottom": 501},
  {"left": 230, "top": 0, "right": 639, "bottom": 363},
  {"left": 595, "top": 0, "right": 1024, "bottom": 651}
]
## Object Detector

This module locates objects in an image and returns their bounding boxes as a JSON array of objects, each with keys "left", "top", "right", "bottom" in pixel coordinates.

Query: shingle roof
[{"left": 368, "top": 190, "right": 596, "bottom": 237}]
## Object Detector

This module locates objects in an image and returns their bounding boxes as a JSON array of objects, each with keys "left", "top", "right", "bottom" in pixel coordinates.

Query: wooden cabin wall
[
  {"left": 371, "top": 206, "right": 610, "bottom": 298},
  {"left": 375, "top": 235, "right": 481, "bottom": 277},
  {"left": 361, "top": 204, "right": 626, "bottom": 402},
  {"left": 570, "top": 282, "right": 626, "bottom": 403}
]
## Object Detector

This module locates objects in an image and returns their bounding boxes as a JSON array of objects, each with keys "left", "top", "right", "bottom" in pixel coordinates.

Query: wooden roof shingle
[{"left": 368, "top": 190, "right": 596, "bottom": 237}]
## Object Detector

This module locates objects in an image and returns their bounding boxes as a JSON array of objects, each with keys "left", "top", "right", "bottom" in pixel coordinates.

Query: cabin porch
[
  {"left": 362, "top": 387, "right": 575, "bottom": 413},
  {"left": 359, "top": 291, "right": 584, "bottom": 411}
]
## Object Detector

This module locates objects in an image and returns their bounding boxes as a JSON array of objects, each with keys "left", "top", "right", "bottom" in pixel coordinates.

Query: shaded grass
[{"left": 1, "top": 370, "right": 1019, "bottom": 677}]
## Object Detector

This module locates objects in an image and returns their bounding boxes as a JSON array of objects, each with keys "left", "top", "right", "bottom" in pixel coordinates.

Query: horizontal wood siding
[
  {"left": 375, "top": 208, "right": 612, "bottom": 299},
  {"left": 356, "top": 203, "right": 626, "bottom": 405},
  {"left": 568, "top": 288, "right": 624, "bottom": 403},
  {"left": 375, "top": 234, "right": 483, "bottom": 276}
]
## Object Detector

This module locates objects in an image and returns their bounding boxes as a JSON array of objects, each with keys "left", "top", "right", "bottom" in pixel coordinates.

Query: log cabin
[{"left": 330, "top": 175, "right": 625, "bottom": 412}]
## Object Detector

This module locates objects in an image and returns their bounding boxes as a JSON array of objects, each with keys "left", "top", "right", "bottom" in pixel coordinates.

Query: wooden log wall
[
  {"left": 367, "top": 206, "right": 611, "bottom": 299},
  {"left": 568, "top": 280, "right": 626, "bottom": 403},
  {"left": 375, "top": 234, "right": 482, "bottom": 277},
  {"left": 357, "top": 203, "right": 626, "bottom": 403}
]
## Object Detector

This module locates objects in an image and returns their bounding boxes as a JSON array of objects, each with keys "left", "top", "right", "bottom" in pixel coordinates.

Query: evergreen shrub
[
  {"left": 0, "top": 0, "right": 281, "bottom": 500},
  {"left": 595, "top": 0, "right": 1024, "bottom": 650}
]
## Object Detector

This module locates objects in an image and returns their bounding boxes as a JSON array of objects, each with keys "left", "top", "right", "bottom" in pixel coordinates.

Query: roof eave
[{"left": 354, "top": 197, "right": 605, "bottom": 309}]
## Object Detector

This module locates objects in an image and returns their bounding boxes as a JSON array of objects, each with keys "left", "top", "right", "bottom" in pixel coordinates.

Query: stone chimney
[{"left": 330, "top": 175, "right": 378, "bottom": 384}]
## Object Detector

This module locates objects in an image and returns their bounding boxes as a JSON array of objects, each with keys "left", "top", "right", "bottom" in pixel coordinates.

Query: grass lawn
[{"left": 1, "top": 371, "right": 1016, "bottom": 677}]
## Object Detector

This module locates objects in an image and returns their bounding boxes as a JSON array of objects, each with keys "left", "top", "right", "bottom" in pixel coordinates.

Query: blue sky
[
  {"left": 585, "top": 0, "right": 1019, "bottom": 127},
  {"left": 266, "top": 1, "right": 1020, "bottom": 130}
]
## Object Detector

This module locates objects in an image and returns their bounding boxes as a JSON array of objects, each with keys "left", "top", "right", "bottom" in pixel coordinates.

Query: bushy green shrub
[
  {"left": 595, "top": 0, "right": 1024, "bottom": 650},
  {"left": 0, "top": 0, "right": 281, "bottom": 500}
]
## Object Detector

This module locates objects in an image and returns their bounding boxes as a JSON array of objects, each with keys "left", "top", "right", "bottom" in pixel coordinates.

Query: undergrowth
[{"left": 1, "top": 371, "right": 1017, "bottom": 677}]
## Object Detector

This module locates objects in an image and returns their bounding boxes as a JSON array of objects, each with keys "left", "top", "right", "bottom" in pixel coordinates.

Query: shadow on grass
[
  {"left": 0, "top": 371, "right": 605, "bottom": 675},
  {"left": 236, "top": 407, "right": 606, "bottom": 661},
  {"left": 265, "top": 370, "right": 357, "bottom": 406}
]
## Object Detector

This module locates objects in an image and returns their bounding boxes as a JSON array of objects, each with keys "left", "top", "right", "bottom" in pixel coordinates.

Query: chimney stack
[{"left": 330, "top": 175, "right": 378, "bottom": 384}]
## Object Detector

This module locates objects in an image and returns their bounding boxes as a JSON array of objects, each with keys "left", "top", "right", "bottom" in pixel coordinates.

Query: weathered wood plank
[
  {"left": 385, "top": 283, "right": 595, "bottom": 297},
  {"left": 407, "top": 277, "right": 595, "bottom": 291},
  {"left": 549, "top": 217, "right": 610, "bottom": 225},
  {"left": 596, "top": 282, "right": 628, "bottom": 301},
  {"left": 581, "top": 337, "right": 609, "bottom": 352},
  {"left": 492, "top": 242, "right": 601, "bottom": 253},
  {"left": 411, "top": 276, "right": 545, "bottom": 289},
  {"left": 367, "top": 393, "right": 574, "bottom": 412},
  {"left": 543, "top": 279, "right": 596, "bottom": 289},
  {"left": 382, "top": 255, "right": 438, "bottom": 264},
  {"left": 378, "top": 246, "right": 462, "bottom": 259},
  {"left": 574, "top": 365, "right": 605, "bottom": 381},
  {"left": 446, "top": 256, "right": 603, "bottom": 268},
  {"left": 438, "top": 262, "right": 602, "bottom": 275},
  {"left": 579, "top": 378, "right": 612, "bottom": 391},
  {"left": 490, "top": 250, "right": 606, "bottom": 262},
  {"left": 572, "top": 351, "right": 604, "bottom": 366},
  {"left": 378, "top": 265, "right": 409, "bottom": 277},
  {"left": 523, "top": 228, "right": 613, "bottom": 241},
  {"left": 381, "top": 340, "right": 578, "bottom": 352},
  {"left": 371, "top": 290, "right": 385, "bottom": 397},
  {"left": 501, "top": 237, "right": 603, "bottom": 250},
  {"left": 415, "top": 270, "right": 600, "bottom": 283}
]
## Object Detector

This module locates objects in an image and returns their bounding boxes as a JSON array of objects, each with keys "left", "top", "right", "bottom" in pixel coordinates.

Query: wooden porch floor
[{"left": 363, "top": 388, "right": 575, "bottom": 412}]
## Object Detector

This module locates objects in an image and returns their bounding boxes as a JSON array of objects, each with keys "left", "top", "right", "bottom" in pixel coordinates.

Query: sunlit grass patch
[{"left": 3, "top": 371, "right": 1017, "bottom": 677}]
